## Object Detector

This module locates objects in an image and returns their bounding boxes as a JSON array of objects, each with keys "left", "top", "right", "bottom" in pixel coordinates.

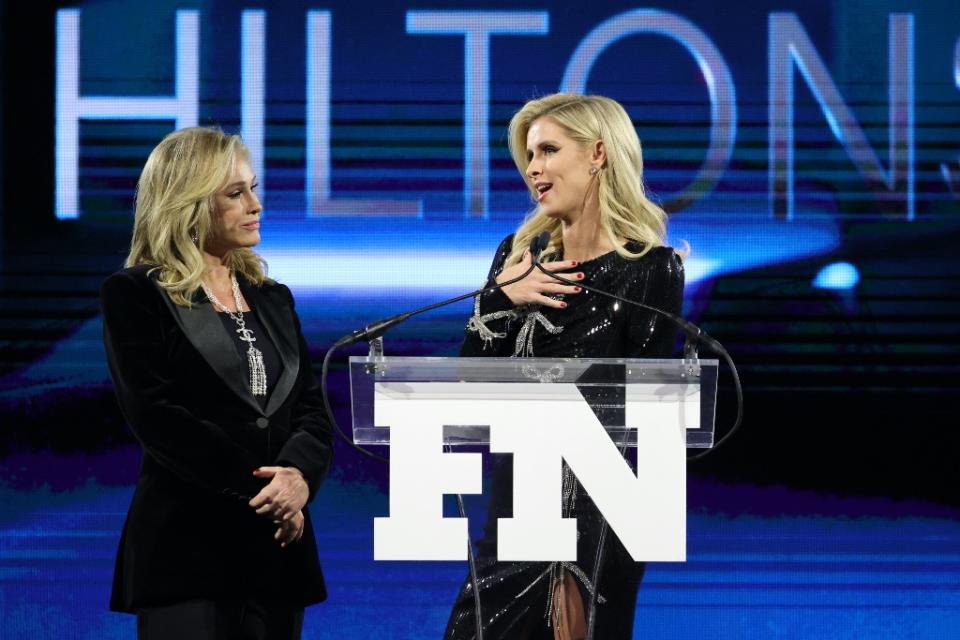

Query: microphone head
[{"left": 529, "top": 231, "right": 551, "bottom": 260}]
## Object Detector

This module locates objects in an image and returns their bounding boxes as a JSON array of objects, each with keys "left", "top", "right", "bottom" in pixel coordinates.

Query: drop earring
[{"left": 191, "top": 229, "right": 199, "bottom": 245}]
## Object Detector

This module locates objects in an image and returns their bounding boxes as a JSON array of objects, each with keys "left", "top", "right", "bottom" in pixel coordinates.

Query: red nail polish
[
  {"left": 561, "top": 302, "right": 568, "bottom": 308},
  {"left": 571, "top": 261, "right": 578, "bottom": 266},
  {"left": 577, "top": 273, "right": 584, "bottom": 280},
  {"left": 574, "top": 286, "right": 582, "bottom": 292}
]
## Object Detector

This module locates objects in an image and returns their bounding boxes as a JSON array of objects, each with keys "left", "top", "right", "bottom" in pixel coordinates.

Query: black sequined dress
[{"left": 444, "top": 234, "right": 685, "bottom": 640}]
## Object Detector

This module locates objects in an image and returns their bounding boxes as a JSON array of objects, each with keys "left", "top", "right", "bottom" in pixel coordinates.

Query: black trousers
[{"left": 137, "top": 599, "right": 304, "bottom": 640}]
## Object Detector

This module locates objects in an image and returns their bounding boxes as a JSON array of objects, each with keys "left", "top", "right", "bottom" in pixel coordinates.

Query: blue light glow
[
  {"left": 254, "top": 213, "right": 839, "bottom": 293},
  {"left": 0, "top": 212, "right": 840, "bottom": 399},
  {"left": 955, "top": 36, "right": 960, "bottom": 89},
  {"left": 813, "top": 262, "right": 860, "bottom": 290}
]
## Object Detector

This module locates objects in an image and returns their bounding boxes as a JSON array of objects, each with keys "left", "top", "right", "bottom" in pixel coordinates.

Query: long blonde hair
[
  {"left": 505, "top": 93, "right": 669, "bottom": 267},
  {"left": 126, "top": 127, "right": 267, "bottom": 306}
]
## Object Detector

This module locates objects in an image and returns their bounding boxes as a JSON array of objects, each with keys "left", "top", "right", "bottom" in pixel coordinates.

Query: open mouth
[{"left": 535, "top": 183, "right": 553, "bottom": 201}]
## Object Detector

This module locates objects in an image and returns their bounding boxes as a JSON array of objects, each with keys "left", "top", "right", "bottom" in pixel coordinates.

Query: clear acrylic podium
[
  {"left": 349, "top": 356, "right": 718, "bottom": 449},
  {"left": 352, "top": 355, "right": 718, "bottom": 562}
]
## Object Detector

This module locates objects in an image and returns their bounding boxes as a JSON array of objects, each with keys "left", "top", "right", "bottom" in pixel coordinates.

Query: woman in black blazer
[{"left": 101, "top": 127, "right": 333, "bottom": 639}]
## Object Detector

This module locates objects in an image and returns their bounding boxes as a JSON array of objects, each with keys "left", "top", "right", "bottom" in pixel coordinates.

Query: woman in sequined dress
[{"left": 444, "top": 94, "right": 685, "bottom": 640}]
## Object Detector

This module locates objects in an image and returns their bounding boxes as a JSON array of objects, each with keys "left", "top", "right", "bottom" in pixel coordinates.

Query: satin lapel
[
  {"left": 242, "top": 280, "right": 300, "bottom": 417},
  {"left": 156, "top": 285, "right": 264, "bottom": 415}
]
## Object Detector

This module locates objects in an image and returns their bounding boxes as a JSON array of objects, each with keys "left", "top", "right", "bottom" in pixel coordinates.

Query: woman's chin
[
  {"left": 236, "top": 232, "right": 261, "bottom": 248},
  {"left": 209, "top": 236, "right": 261, "bottom": 255},
  {"left": 539, "top": 208, "right": 571, "bottom": 222}
]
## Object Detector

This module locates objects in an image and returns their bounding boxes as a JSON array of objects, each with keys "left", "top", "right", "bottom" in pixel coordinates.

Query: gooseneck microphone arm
[
  {"left": 332, "top": 233, "right": 553, "bottom": 350},
  {"left": 322, "top": 237, "right": 547, "bottom": 461},
  {"left": 529, "top": 247, "right": 743, "bottom": 460},
  {"left": 321, "top": 271, "right": 534, "bottom": 458}
]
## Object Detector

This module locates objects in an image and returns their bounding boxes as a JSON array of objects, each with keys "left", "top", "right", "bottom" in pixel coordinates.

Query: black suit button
[{"left": 256, "top": 417, "right": 269, "bottom": 429}]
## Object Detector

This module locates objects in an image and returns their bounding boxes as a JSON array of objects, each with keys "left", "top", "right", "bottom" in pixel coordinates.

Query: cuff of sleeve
[
  {"left": 275, "top": 437, "right": 332, "bottom": 501},
  {"left": 478, "top": 286, "right": 514, "bottom": 315},
  {"left": 221, "top": 473, "right": 267, "bottom": 504}
]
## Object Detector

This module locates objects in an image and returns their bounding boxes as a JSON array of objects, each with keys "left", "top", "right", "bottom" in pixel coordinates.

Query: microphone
[
  {"left": 334, "top": 311, "right": 415, "bottom": 349},
  {"left": 529, "top": 231, "right": 551, "bottom": 261}
]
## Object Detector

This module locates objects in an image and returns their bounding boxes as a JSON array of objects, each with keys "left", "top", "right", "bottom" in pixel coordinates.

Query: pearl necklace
[{"left": 201, "top": 273, "right": 268, "bottom": 397}]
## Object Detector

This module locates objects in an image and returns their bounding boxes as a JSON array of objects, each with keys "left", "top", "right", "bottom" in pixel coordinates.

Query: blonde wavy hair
[
  {"left": 126, "top": 127, "right": 267, "bottom": 306},
  {"left": 504, "top": 93, "right": 671, "bottom": 267}
]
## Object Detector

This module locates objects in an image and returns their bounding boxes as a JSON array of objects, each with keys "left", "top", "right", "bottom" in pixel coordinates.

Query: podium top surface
[
  {"left": 348, "top": 355, "right": 718, "bottom": 385},
  {"left": 348, "top": 356, "right": 719, "bottom": 448}
]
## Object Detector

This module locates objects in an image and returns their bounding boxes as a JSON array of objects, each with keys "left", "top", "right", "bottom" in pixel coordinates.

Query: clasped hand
[
  {"left": 274, "top": 510, "right": 305, "bottom": 548},
  {"left": 496, "top": 252, "right": 583, "bottom": 308},
  {"left": 249, "top": 466, "right": 309, "bottom": 546}
]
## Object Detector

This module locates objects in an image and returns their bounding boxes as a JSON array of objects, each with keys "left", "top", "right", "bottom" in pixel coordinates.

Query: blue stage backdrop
[{"left": 1, "top": 1, "right": 959, "bottom": 638}]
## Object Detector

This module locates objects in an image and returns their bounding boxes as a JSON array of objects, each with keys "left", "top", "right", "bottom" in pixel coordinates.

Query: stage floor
[{"left": 1, "top": 451, "right": 958, "bottom": 639}]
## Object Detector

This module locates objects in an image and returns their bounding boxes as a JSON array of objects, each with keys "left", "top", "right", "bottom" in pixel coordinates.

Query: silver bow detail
[
  {"left": 465, "top": 286, "right": 521, "bottom": 350},
  {"left": 513, "top": 307, "right": 564, "bottom": 357}
]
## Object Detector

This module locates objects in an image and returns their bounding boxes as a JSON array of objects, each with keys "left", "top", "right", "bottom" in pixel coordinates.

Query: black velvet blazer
[{"left": 101, "top": 264, "right": 333, "bottom": 612}]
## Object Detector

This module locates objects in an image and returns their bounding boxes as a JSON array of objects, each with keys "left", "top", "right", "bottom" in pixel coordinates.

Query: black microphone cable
[
  {"left": 528, "top": 244, "right": 743, "bottom": 461},
  {"left": 318, "top": 233, "right": 551, "bottom": 640}
]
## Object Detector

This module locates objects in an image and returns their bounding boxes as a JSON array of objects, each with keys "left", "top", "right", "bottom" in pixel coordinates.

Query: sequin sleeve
[
  {"left": 624, "top": 246, "right": 685, "bottom": 358},
  {"left": 460, "top": 234, "right": 518, "bottom": 357}
]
